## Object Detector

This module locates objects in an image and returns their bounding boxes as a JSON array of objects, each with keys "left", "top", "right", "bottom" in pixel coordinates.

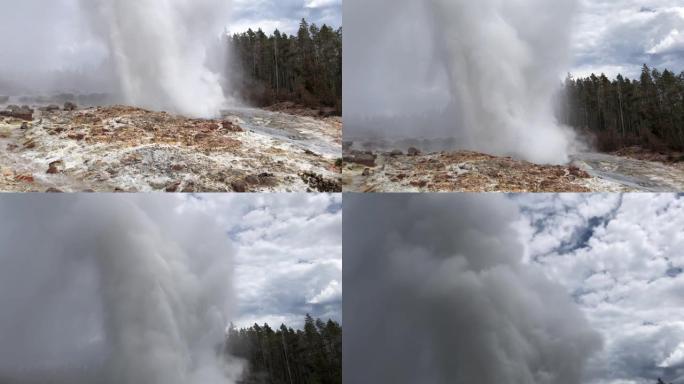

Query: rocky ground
[
  {"left": 342, "top": 146, "right": 632, "bottom": 192},
  {"left": 0, "top": 103, "right": 341, "bottom": 192}
]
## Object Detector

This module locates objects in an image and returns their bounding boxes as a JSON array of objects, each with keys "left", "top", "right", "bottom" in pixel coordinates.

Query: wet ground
[
  {"left": 572, "top": 152, "right": 684, "bottom": 192},
  {"left": 0, "top": 105, "right": 342, "bottom": 192},
  {"left": 342, "top": 146, "right": 684, "bottom": 192}
]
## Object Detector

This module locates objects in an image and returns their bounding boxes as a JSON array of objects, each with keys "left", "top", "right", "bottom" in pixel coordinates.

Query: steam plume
[
  {"left": 0, "top": 195, "right": 240, "bottom": 383},
  {"left": 344, "top": 0, "right": 579, "bottom": 164},
  {"left": 80, "top": 0, "right": 232, "bottom": 117},
  {"left": 344, "top": 194, "right": 601, "bottom": 383}
]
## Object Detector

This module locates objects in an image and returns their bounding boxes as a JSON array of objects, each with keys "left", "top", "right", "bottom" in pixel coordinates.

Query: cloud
[
  {"left": 571, "top": 1, "right": 684, "bottom": 77},
  {"left": 184, "top": 194, "right": 343, "bottom": 329},
  {"left": 516, "top": 194, "right": 684, "bottom": 384},
  {"left": 344, "top": 194, "right": 601, "bottom": 384}
]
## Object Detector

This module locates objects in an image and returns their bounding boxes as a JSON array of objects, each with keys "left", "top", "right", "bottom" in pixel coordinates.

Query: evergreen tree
[
  {"left": 560, "top": 64, "right": 684, "bottom": 152},
  {"left": 225, "top": 315, "right": 342, "bottom": 384},
  {"left": 227, "top": 19, "right": 342, "bottom": 114}
]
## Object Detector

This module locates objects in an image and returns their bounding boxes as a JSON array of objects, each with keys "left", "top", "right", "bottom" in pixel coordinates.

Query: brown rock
[
  {"left": 569, "top": 166, "right": 591, "bottom": 179},
  {"left": 68, "top": 133, "right": 86, "bottom": 141},
  {"left": 14, "top": 174, "right": 34, "bottom": 183},
  {"left": 407, "top": 147, "right": 421, "bottom": 156},
  {"left": 231, "top": 180, "right": 248, "bottom": 193},
  {"left": 63, "top": 102, "right": 77, "bottom": 111},
  {"left": 0, "top": 105, "right": 33, "bottom": 121},
  {"left": 165, "top": 181, "right": 181, "bottom": 192},
  {"left": 46, "top": 187, "right": 64, "bottom": 193},
  {"left": 362, "top": 168, "right": 371, "bottom": 177},
  {"left": 343, "top": 150, "right": 377, "bottom": 167},
  {"left": 47, "top": 160, "right": 65, "bottom": 174}
]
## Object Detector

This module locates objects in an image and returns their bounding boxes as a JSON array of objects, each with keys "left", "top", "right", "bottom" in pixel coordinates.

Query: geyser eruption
[
  {"left": 429, "top": 0, "right": 578, "bottom": 164},
  {"left": 0, "top": 195, "right": 241, "bottom": 383},
  {"left": 344, "top": 194, "right": 601, "bottom": 383},
  {"left": 81, "top": 0, "right": 232, "bottom": 117},
  {"left": 344, "top": 0, "right": 579, "bottom": 164}
]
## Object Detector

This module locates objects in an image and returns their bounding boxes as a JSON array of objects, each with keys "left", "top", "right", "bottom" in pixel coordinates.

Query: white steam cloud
[
  {"left": 0, "top": 195, "right": 241, "bottom": 383},
  {"left": 344, "top": 194, "right": 601, "bottom": 383},
  {"left": 344, "top": 0, "right": 579, "bottom": 164},
  {"left": 80, "top": 0, "right": 232, "bottom": 117}
]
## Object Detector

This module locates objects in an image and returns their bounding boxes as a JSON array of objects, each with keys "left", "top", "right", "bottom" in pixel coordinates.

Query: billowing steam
[
  {"left": 80, "top": 0, "right": 232, "bottom": 117},
  {"left": 344, "top": 0, "right": 579, "bottom": 164},
  {"left": 344, "top": 194, "right": 601, "bottom": 383},
  {"left": 0, "top": 195, "right": 241, "bottom": 383}
]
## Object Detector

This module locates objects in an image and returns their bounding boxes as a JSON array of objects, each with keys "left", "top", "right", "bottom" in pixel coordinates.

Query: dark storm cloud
[{"left": 343, "top": 194, "right": 601, "bottom": 384}]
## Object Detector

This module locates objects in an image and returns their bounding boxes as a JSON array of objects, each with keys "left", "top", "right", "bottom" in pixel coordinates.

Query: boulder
[
  {"left": 63, "top": 101, "right": 77, "bottom": 111},
  {"left": 407, "top": 147, "right": 422, "bottom": 156},
  {"left": 0, "top": 105, "right": 33, "bottom": 121},
  {"left": 343, "top": 150, "right": 377, "bottom": 167},
  {"left": 47, "top": 160, "right": 65, "bottom": 174}
]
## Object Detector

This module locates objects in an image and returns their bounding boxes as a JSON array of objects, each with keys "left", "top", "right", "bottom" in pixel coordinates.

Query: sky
[
  {"left": 344, "top": 193, "right": 684, "bottom": 384},
  {"left": 0, "top": 0, "right": 341, "bottom": 82},
  {"left": 0, "top": 194, "right": 341, "bottom": 380},
  {"left": 208, "top": 193, "right": 343, "bottom": 329},
  {"left": 571, "top": 0, "right": 684, "bottom": 78},
  {"left": 516, "top": 193, "right": 684, "bottom": 384},
  {"left": 231, "top": 0, "right": 342, "bottom": 35}
]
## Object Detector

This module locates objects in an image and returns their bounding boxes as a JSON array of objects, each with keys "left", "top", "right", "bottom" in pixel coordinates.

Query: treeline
[
  {"left": 226, "top": 315, "right": 342, "bottom": 384},
  {"left": 560, "top": 65, "right": 684, "bottom": 152},
  {"left": 228, "top": 19, "right": 342, "bottom": 114}
]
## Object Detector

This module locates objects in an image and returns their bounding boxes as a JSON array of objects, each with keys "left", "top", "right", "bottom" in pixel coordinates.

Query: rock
[
  {"left": 47, "top": 160, "right": 65, "bottom": 174},
  {"left": 343, "top": 150, "right": 377, "bottom": 167},
  {"left": 14, "top": 174, "right": 34, "bottom": 183},
  {"left": 569, "top": 166, "right": 590, "bottom": 179},
  {"left": 181, "top": 182, "right": 196, "bottom": 193},
  {"left": 222, "top": 121, "right": 243, "bottom": 132},
  {"left": 407, "top": 147, "right": 421, "bottom": 156},
  {"left": 63, "top": 102, "right": 77, "bottom": 111},
  {"left": 0, "top": 105, "right": 33, "bottom": 120},
  {"left": 67, "top": 132, "right": 86, "bottom": 141},
  {"left": 23, "top": 140, "right": 36, "bottom": 149},
  {"left": 362, "top": 168, "right": 371, "bottom": 177},
  {"left": 245, "top": 175, "right": 260, "bottom": 185},
  {"left": 245, "top": 173, "right": 277, "bottom": 186},
  {"left": 410, "top": 180, "right": 428, "bottom": 188},
  {"left": 46, "top": 187, "right": 64, "bottom": 193},
  {"left": 300, "top": 172, "right": 342, "bottom": 192},
  {"left": 171, "top": 163, "right": 185, "bottom": 172},
  {"left": 231, "top": 180, "right": 248, "bottom": 193},
  {"left": 165, "top": 181, "right": 181, "bottom": 192},
  {"left": 20, "top": 122, "right": 29, "bottom": 130},
  {"left": 42, "top": 104, "right": 60, "bottom": 112},
  {"left": 389, "top": 149, "right": 403, "bottom": 157}
]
